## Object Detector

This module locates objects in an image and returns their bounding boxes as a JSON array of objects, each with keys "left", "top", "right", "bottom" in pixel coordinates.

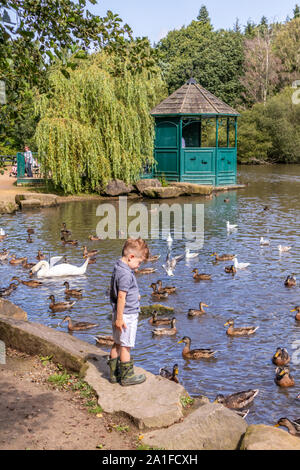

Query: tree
[
  {"left": 244, "top": 19, "right": 256, "bottom": 38},
  {"left": 294, "top": 4, "right": 300, "bottom": 18},
  {"left": 197, "top": 5, "right": 211, "bottom": 24},
  {"left": 273, "top": 17, "right": 300, "bottom": 85}
]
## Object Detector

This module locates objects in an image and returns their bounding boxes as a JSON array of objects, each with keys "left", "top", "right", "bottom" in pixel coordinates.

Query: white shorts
[{"left": 112, "top": 311, "right": 139, "bottom": 348}]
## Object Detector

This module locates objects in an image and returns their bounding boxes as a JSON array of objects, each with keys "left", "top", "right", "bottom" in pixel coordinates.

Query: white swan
[
  {"left": 30, "top": 258, "right": 89, "bottom": 278},
  {"left": 233, "top": 257, "right": 250, "bottom": 270}
]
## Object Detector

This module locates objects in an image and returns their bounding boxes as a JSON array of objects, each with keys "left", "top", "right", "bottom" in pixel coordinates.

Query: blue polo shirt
[{"left": 110, "top": 259, "right": 140, "bottom": 315}]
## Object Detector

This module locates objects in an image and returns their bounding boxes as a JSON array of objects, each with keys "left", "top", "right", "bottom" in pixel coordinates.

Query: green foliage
[
  {"left": 48, "top": 370, "right": 71, "bottom": 386},
  {"left": 180, "top": 394, "right": 194, "bottom": 408},
  {"left": 34, "top": 52, "right": 167, "bottom": 193},
  {"left": 197, "top": 5, "right": 211, "bottom": 24}
]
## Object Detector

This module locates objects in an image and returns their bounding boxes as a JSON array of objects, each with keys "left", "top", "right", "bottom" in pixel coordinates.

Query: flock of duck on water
[{"left": 0, "top": 214, "right": 300, "bottom": 435}]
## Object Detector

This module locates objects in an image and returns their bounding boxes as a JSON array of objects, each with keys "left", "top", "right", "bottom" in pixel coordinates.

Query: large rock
[
  {"left": 239, "top": 424, "right": 300, "bottom": 450},
  {"left": 103, "top": 179, "right": 135, "bottom": 196},
  {"left": 135, "top": 178, "right": 162, "bottom": 194},
  {"left": 19, "top": 199, "right": 41, "bottom": 209},
  {"left": 141, "top": 403, "right": 247, "bottom": 450},
  {"left": 15, "top": 193, "right": 58, "bottom": 207},
  {"left": 0, "top": 299, "right": 27, "bottom": 321},
  {"left": 0, "top": 201, "right": 18, "bottom": 214},
  {"left": 171, "top": 182, "right": 213, "bottom": 195},
  {"left": 142, "top": 186, "right": 184, "bottom": 199}
]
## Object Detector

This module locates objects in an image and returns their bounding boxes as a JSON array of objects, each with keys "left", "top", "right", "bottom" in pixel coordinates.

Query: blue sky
[{"left": 91, "top": 0, "right": 298, "bottom": 43}]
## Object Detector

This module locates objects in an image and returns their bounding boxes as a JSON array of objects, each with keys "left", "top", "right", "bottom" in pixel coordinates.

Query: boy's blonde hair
[{"left": 122, "top": 238, "right": 149, "bottom": 260}]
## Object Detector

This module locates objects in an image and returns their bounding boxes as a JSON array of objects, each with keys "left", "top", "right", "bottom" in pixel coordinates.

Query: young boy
[{"left": 108, "top": 237, "right": 149, "bottom": 386}]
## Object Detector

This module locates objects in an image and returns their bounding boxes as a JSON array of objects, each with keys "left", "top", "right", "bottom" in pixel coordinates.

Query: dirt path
[
  {"left": 0, "top": 169, "right": 28, "bottom": 202},
  {"left": 0, "top": 348, "right": 139, "bottom": 450}
]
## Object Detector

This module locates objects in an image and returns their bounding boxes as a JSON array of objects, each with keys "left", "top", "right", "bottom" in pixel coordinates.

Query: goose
[
  {"left": 226, "top": 221, "right": 237, "bottom": 232},
  {"left": 30, "top": 257, "right": 89, "bottom": 278},
  {"left": 233, "top": 257, "right": 250, "bottom": 270},
  {"left": 185, "top": 248, "right": 199, "bottom": 259},
  {"left": 278, "top": 245, "right": 291, "bottom": 253},
  {"left": 260, "top": 237, "right": 270, "bottom": 246}
]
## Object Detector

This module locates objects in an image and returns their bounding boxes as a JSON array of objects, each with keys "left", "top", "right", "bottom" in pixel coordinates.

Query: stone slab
[
  {"left": 16, "top": 193, "right": 58, "bottom": 207},
  {"left": 0, "top": 299, "right": 27, "bottom": 321},
  {"left": 239, "top": 424, "right": 300, "bottom": 450},
  {"left": 142, "top": 186, "right": 184, "bottom": 199},
  {"left": 171, "top": 182, "right": 213, "bottom": 195}
]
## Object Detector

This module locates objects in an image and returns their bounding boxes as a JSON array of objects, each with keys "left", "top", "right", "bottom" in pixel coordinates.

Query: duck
[
  {"left": 61, "top": 236, "right": 78, "bottom": 246},
  {"left": 22, "top": 258, "right": 36, "bottom": 270},
  {"left": 89, "top": 235, "right": 102, "bottom": 241},
  {"left": 185, "top": 248, "right": 199, "bottom": 259},
  {"left": 36, "top": 250, "right": 46, "bottom": 261},
  {"left": 0, "top": 282, "right": 18, "bottom": 297},
  {"left": 274, "top": 418, "right": 300, "bottom": 436},
  {"left": 192, "top": 269, "right": 212, "bottom": 281},
  {"left": 148, "top": 311, "right": 172, "bottom": 326},
  {"left": 135, "top": 267, "right": 157, "bottom": 275},
  {"left": 224, "top": 319, "right": 259, "bottom": 337},
  {"left": 88, "top": 257, "right": 97, "bottom": 265},
  {"left": 224, "top": 265, "right": 237, "bottom": 274},
  {"left": 27, "top": 228, "right": 35, "bottom": 235},
  {"left": 285, "top": 275, "right": 296, "bottom": 287},
  {"left": 26, "top": 234, "right": 33, "bottom": 243},
  {"left": 178, "top": 336, "right": 216, "bottom": 359},
  {"left": 60, "top": 315, "right": 98, "bottom": 331},
  {"left": 211, "top": 252, "right": 235, "bottom": 262},
  {"left": 188, "top": 302, "right": 208, "bottom": 317},
  {"left": 260, "top": 237, "right": 270, "bottom": 246},
  {"left": 83, "top": 246, "right": 99, "bottom": 258},
  {"left": 159, "top": 364, "right": 179, "bottom": 383},
  {"left": 278, "top": 245, "right": 292, "bottom": 253},
  {"left": 291, "top": 306, "right": 300, "bottom": 321},
  {"left": 224, "top": 198, "right": 230, "bottom": 203},
  {"left": 226, "top": 221, "right": 238, "bottom": 232},
  {"left": 156, "top": 280, "right": 176, "bottom": 294},
  {"left": 9, "top": 255, "right": 27, "bottom": 265},
  {"left": 275, "top": 367, "right": 295, "bottom": 388},
  {"left": 11, "top": 276, "right": 43, "bottom": 288},
  {"left": 60, "top": 222, "right": 72, "bottom": 238},
  {"left": 48, "top": 295, "right": 76, "bottom": 312},
  {"left": 214, "top": 389, "right": 259, "bottom": 410},
  {"left": 233, "top": 257, "right": 250, "bottom": 270},
  {"left": 162, "top": 251, "right": 184, "bottom": 277},
  {"left": 0, "top": 249, "right": 9, "bottom": 261},
  {"left": 94, "top": 335, "right": 114, "bottom": 346},
  {"left": 147, "top": 254, "right": 161, "bottom": 262},
  {"left": 152, "top": 318, "right": 177, "bottom": 336},
  {"left": 63, "top": 281, "right": 83, "bottom": 298},
  {"left": 0, "top": 229, "right": 7, "bottom": 241},
  {"left": 30, "top": 258, "right": 89, "bottom": 278},
  {"left": 149, "top": 283, "right": 168, "bottom": 300},
  {"left": 272, "top": 348, "right": 290, "bottom": 366}
]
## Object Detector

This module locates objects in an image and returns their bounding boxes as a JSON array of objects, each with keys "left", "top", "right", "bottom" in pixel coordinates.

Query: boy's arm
[{"left": 114, "top": 290, "right": 127, "bottom": 332}]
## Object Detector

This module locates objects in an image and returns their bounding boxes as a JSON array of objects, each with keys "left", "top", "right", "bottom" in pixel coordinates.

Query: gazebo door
[{"left": 154, "top": 119, "right": 180, "bottom": 181}]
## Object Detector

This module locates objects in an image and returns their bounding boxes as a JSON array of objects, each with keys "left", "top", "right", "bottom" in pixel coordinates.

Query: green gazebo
[{"left": 150, "top": 78, "right": 240, "bottom": 186}]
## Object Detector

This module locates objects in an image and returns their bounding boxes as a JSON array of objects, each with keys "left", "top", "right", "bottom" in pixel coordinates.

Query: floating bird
[
  {"left": 61, "top": 236, "right": 78, "bottom": 246},
  {"left": 162, "top": 251, "right": 185, "bottom": 277},
  {"left": 26, "top": 234, "right": 33, "bottom": 243},
  {"left": 185, "top": 248, "right": 199, "bottom": 259},
  {"left": 226, "top": 221, "right": 237, "bottom": 232},
  {"left": 272, "top": 348, "right": 290, "bottom": 367},
  {"left": 60, "top": 315, "right": 98, "bottom": 331},
  {"left": 0, "top": 228, "right": 5, "bottom": 236},
  {"left": 159, "top": 364, "right": 179, "bottom": 383},
  {"left": 0, "top": 249, "right": 9, "bottom": 261},
  {"left": 278, "top": 245, "right": 291, "bottom": 253},
  {"left": 148, "top": 311, "right": 172, "bottom": 326},
  {"left": 224, "top": 265, "right": 237, "bottom": 274},
  {"left": 89, "top": 235, "right": 102, "bottom": 241},
  {"left": 224, "top": 198, "right": 230, "bottom": 203},
  {"left": 214, "top": 389, "right": 259, "bottom": 411},
  {"left": 83, "top": 246, "right": 99, "bottom": 258},
  {"left": 156, "top": 280, "right": 176, "bottom": 294},
  {"left": 224, "top": 319, "right": 259, "bottom": 337},
  {"left": 27, "top": 228, "right": 35, "bottom": 235},
  {"left": 233, "top": 257, "right": 250, "bottom": 270},
  {"left": 30, "top": 257, "right": 89, "bottom": 278},
  {"left": 149, "top": 283, "right": 168, "bottom": 299},
  {"left": 63, "top": 281, "right": 83, "bottom": 298},
  {"left": 88, "top": 257, "right": 97, "bottom": 265},
  {"left": 9, "top": 255, "right": 27, "bottom": 265},
  {"left": 188, "top": 302, "right": 208, "bottom": 317},
  {"left": 178, "top": 336, "right": 216, "bottom": 359},
  {"left": 0, "top": 283, "right": 18, "bottom": 297},
  {"left": 36, "top": 250, "right": 45, "bottom": 261},
  {"left": 166, "top": 233, "right": 173, "bottom": 246},
  {"left": 60, "top": 222, "right": 72, "bottom": 238},
  {"left": 211, "top": 252, "right": 235, "bottom": 262},
  {"left": 11, "top": 276, "right": 42, "bottom": 288},
  {"left": 285, "top": 275, "right": 296, "bottom": 287},
  {"left": 147, "top": 254, "right": 161, "bottom": 262},
  {"left": 291, "top": 306, "right": 300, "bottom": 321},
  {"left": 22, "top": 258, "right": 36, "bottom": 270},
  {"left": 275, "top": 367, "right": 295, "bottom": 388},
  {"left": 94, "top": 335, "right": 114, "bottom": 346},
  {"left": 152, "top": 318, "right": 177, "bottom": 336},
  {"left": 192, "top": 269, "right": 212, "bottom": 281},
  {"left": 274, "top": 418, "right": 300, "bottom": 436},
  {"left": 48, "top": 295, "right": 76, "bottom": 313},
  {"left": 135, "top": 267, "right": 157, "bottom": 275},
  {"left": 260, "top": 237, "right": 270, "bottom": 246}
]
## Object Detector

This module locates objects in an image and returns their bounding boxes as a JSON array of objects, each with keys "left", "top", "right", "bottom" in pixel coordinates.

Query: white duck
[
  {"left": 260, "top": 237, "right": 270, "bottom": 246},
  {"left": 233, "top": 257, "right": 250, "bottom": 270},
  {"left": 30, "top": 256, "right": 89, "bottom": 278},
  {"left": 185, "top": 248, "right": 199, "bottom": 259},
  {"left": 278, "top": 245, "right": 291, "bottom": 253},
  {"left": 0, "top": 229, "right": 5, "bottom": 236},
  {"left": 226, "top": 221, "right": 238, "bottom": 232}
]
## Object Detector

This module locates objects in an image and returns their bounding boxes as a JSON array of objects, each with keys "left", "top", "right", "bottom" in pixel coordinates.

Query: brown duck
[
  {"left": 225, "top": 265, "right": 237, "bottom": 274},
  {"left": 156, "top": 280, "right": 176, "bottom": 294},
  {"left": 63, "top": 281, "right": 83, "bottom": 298},
  {"left": 60, "top": 315, "right": 98, "bottom": 331},
  {"left": 26, "top": 234, "right": 33, "bottom": 243},
  {"left": 272, "top": 348, "right": 290, "bottom": 366},
  {"left": 188, "top": 302, "right": 208, "bottom": 317},
  {"left": 89, "top": 235, "right": 102, "bottom": 241},
  {"left": 291, "top": 306, "right": 300, "bottom": 322},
  {"left": 48, "top": 295, "right": 76, "bottom": 312},
  {"left": 152, "top": 318, "right": 177, "bottom": 336},
  {"left": 274, "top": 418, "right": 300, "bottom": 436},
  {"left": 285, "top": 275, "right": 296, "bottom": 287},
  {"left": 159, "top": 364, "right": 179, "bottom": 383},
  {"left": 22, "top": 258, "right": 36, "bottom": 270},
  {"left": 36, "top": 250, "right": 45, "bottom": 261},
  {"left": 0, "top": 249, "right": 9, "bottom": 261},
  {"left": 275, "top": 367, "right": 295, "bottom": 388},
  {"left": 0, "top": 283, "right": 18, "bottom": 297},
  {"left": 192, "top": 269, "right": 212, "bottom": 281},
  {"left": 9, "top": 255, "right": 27, "bottom": 265},
  {"left": 11, "top": 276, "right": 43, "bottom": 288},
  {"left": 148, "top": 311, "right": 172, "bottom": 326},
  {"left": 83, "top": 246, "right": 99, "bottom": 258},
  {"left": 214, "top": 389, "right": 259, "bottom": 410},
  {"left": 94, "top": 335, "right": 114, "bottom": 346},
  {"left": 224, "top": 319, "right": 259, "bottom": 337},
  {"left": 211, "top": 252, "right": 235, "bottom": 262},
  {"left": 178, "top": 336, "right": 216, "bottom": 359},
  {"left": 149, "top": 283, "right": 168, "bottom": 300},
  {"left": 135, "top": 267, "right": 156, "bottom": 275}
]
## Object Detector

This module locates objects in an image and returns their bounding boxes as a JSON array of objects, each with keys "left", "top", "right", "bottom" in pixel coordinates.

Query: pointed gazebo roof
[{"left": 151, "top": 78, "right": 239, "bottom": 116}]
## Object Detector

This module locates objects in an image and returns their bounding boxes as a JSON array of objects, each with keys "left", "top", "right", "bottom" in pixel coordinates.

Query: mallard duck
[
  {"left": 61, "top": 236, "right": 78, "bottom": 246},
  {"left": 274, "top": 418, "right": 300, "bottom": 436},
  {"left": 26, "top": 234, "right": 33, "bottom": 243},
  {"left": 211, "top": 252, "right": 235, "bottom": 262},
  {"left": 89, "top": 235, "right": 102, "bottom": 241},
  {"left": 275, "top": 367, "right": 295, "bottom": 388},
  {"left": 192, "top": 269, "right": 212, "bottom": 281},
  {"left": 48, "top": 295, "right": 76, "bottom": 312},
  {"left": 0, "top": 249, "right": 9, "bottom": 261},
  {"left": 88, "top": 257, "right": 97, "bottom": 265},
  {"left": 188, "top": 302, "right": 208, "bottom": 317},
  {"left": 224, "top": 319, "right": 259, "bottom": 337},
  {"left": 159, "top": 364, "right": 179, "bottom": 383},
  {"left": 94, "top": 335, "right": 114, "bottom": 346},
  {"left": 285, "top": 275, "right": 296, "bottom": 287},
  {"left": 11, "top": 276, "right": 43, "bottom": 288},
  {"left": 9, "top": 255, "right": 27, "bottom": 265},
  {"left": 60, "top": 315, "right": 98, "bottom": 331},
  {"left": 61, "top": 222, "right": 72, "bottom": 238},
  {"left": 178, "top": 336, "right": 216, "bottom": 359},
  {"left": 36, "top": 250, "right": 45, "bottom": 261},
  {"left": 214, "top": 389, "right": 259, "bottom": 410},
  {"left": 27, "top": 228, "right": 35, "bottom": 235},
  {"left": 272, "top": 348, "right": 290, "bottom": 366},
  {"left": 0, "top": 282, "right": 18, "bottom": 297},
  {"left": 22, "top": 258, "right": 36, "bottom": 269},
  {"left": 83, "top": 246, "right": 99, "bottom": 258},
  {"left": 156, "top": 280, "right": 176, "bottom": 294},
  {"left": 152, "top": 317, "right": 177, "bottom": 336},
  {"left": 149, "top": 283, "right": 168, "bottom": 299},
  {"left": 63, "top": 281, "right": 83, "bottom": 298},
  {"left": 224, "top": 265, "right": 237, "bottom": 274},
  {"left": 135, "top": 267, "right": 156, "bottom": 275},
  {"left": 147, "top": 254, "right": 160, "bottom": 262},
  {"left": 148, "top": 311, "right": 172, "bottom": 326},
  {"left": 291, "top": 306, "right": 300, "bottom": 321}
]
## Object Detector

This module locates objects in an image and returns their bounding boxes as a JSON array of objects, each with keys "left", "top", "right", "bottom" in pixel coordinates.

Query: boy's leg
[
  {"left": 118, "top": 316, "right": 146, "bottom": 386},
  {"left": 107, "top": 343, "right": 120, "bottom": 383}
]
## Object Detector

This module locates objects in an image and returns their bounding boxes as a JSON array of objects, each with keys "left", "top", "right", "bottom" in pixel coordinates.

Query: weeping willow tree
[{"left": 34, "top": 52, "right": 167, "bottom": 193}]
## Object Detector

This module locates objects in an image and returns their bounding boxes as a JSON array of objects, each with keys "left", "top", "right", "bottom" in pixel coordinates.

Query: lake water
[{"left": 1, "top": 164, "right": 300, "bottom": 425}]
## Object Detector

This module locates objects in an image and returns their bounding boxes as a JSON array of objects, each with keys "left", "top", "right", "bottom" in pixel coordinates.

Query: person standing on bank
[
  {"left": 108, "top": 238, "right": 149, "bottom": 386},
  {"left": 24, "top": 145, "right": 33, "bottom": 177}
]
